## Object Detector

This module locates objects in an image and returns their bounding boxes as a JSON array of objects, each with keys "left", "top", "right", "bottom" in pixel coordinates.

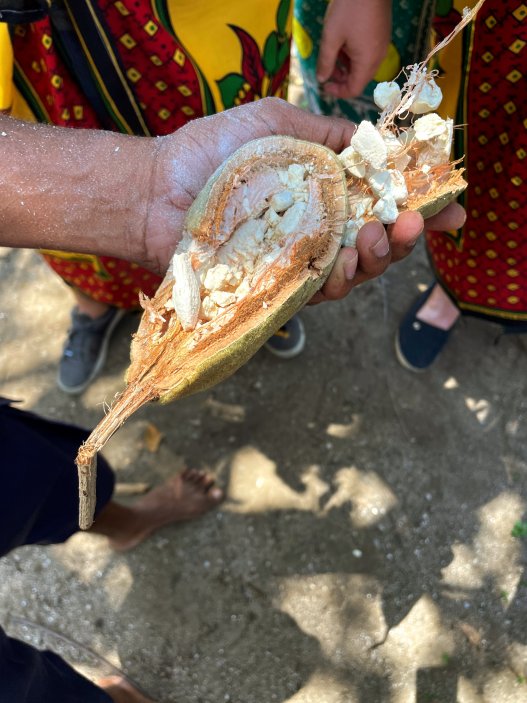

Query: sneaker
[
  {"left": 57, "top": 306, "right": 127, "bottom": 394},
  {"left": 264, "top": 315, "right": 306, "bottom": 359},
  {"left": 395, "top": 284, "right": 456, "bottom": 372}
]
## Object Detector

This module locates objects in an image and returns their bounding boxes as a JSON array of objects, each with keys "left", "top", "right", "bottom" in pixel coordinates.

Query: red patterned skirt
[
  {"left": 9, "top": 0, "right": 292, "bottom": 307},
  {"left": 427, "top": 0, "right": 527, "bottom": 324}
]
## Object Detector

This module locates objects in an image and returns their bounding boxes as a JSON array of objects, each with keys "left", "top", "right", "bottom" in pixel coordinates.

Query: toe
[
  {"left": 188, "top": 469, "right": 201, "bottom": 483},
  {"left": 208, "top": 486, "right": 224, "bottom": 504},
  {"left": 198, "top": 473, "right": 214, "bottom": 489}
]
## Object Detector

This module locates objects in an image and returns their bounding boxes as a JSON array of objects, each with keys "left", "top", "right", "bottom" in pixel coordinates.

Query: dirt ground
[{"left": 2, "top": 68, "right": 527, "bottom": 702}]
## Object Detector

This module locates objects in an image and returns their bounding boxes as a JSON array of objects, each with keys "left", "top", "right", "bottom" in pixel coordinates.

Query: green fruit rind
[{"left": 414, "top": 184, "right": 466, "bottom": 220}]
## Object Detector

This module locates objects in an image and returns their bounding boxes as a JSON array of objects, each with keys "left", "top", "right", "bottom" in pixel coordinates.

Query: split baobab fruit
[{"left": 76, "top": 36, "right": 475, "bottom": 527}]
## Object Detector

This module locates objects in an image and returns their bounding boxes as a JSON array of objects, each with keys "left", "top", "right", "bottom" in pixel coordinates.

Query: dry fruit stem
[{"left": 76, "top": 383, "right": 156, "bottom": 529}]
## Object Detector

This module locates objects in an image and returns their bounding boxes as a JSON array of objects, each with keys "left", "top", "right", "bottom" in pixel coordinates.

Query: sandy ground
[
  {"left": 1, "top": 69, "right": 527, "bottom": 703},
  {"left": 1, "top": 235, "right": 527, "bottom": 703}
]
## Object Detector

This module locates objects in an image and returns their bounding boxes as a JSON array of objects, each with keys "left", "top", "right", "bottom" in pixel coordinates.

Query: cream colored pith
[{"left": 169, "top": 163, "right": 314, "bottom": 330}]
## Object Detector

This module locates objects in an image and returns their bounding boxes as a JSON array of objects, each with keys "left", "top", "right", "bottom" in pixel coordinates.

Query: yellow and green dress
[
  {"left": 293, "top": 0, "right": 436, "bottom": 122},
  {"left": 0, "top": 0, "right": 292, "bottom": 307}
]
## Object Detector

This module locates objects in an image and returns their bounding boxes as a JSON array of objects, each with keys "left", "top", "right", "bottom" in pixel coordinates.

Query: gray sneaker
[{"left": 57, "top": 306, "right": 127, "bottom": 394}]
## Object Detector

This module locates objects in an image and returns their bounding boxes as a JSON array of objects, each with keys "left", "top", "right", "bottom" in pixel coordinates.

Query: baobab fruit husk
[
  {"left": 76, "top": 137, "right": 348, "bottom": 528},
  {"left": 76, "top": 135, "right": 466, "bottom": 529}
]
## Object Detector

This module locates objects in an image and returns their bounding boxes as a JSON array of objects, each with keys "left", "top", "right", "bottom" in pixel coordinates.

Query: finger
[
  {"left": 267, "top": 99, "right": 357, "bottom": 153},
  {"left": 423, "top": 201, "right": 466, "bottom": 232},
  {"left": 223, "top": 99, "right": 358, "bottom": 158},
  {"left": 316, "top": 29, "right": 342, "bottom": 84},
  {"left": 314, "top": 219, "right": 392, "bottom": 302},
  {"left": 387, "top": 210, "right": 425, "bottom": 263},
  {"left": 320, "top": 50, "right": 350, "bottom": 86},
  {"left": 314, "top": 246, "right": 358, "bottom": 301},
  {"left": 331, "top": 56, "right": 350, "bottom": 83},
  {"left": 344, "top": 60, "right": 379, "bottom": 99},
  {"left": 324, "top": 77, "right": 366, "bottom": 100},
  {"left": 325, "top": 56, "right": 378, "bottom": 100},
  {"left": 350, "top": 220, "right": 392, "bottom": 287},
  {"left": 388, "top": 203, "right": 466, "bottom": 264},
  {"left": 313, "top": 203, "right": 466, "bottom": 300}
]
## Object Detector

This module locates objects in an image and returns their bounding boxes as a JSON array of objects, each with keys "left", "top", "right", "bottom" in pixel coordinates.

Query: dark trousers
[{"left": 0, "top": 401, "right": 114, "bottom": 703}]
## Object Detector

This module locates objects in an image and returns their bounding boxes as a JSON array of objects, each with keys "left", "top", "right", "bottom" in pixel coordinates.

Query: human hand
[
  {"left": 142, "top": 97, "right": 359, "bottom": 273},
  {"left": 310, "top": 203, "right": 466, "bottom": 303},
  {"left": 0, "top": 101, "right": 353, "bottom": 272},
  {"left": 316, "top": 0, "right": 392, "bottom": 99}
]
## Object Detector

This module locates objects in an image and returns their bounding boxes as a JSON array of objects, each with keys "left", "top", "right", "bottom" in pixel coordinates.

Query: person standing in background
[{"left": 396, "top": 0, "right": 527, "bottom": 370}]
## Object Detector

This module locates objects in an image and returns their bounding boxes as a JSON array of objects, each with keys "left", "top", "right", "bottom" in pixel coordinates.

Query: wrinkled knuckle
[{"left": 258, "top": 96, "right": 287, "bottom": 112}]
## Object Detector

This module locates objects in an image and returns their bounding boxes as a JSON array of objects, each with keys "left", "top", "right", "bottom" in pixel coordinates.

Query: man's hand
[
  {"left": 311, "top": 204, "right": 466, "bottom": 303},
  {"left": 141, "top": 97, "right": 358, "bottom": 274},
  {"left": 316, "top": 0, "right": 392, "bottom": 99}
]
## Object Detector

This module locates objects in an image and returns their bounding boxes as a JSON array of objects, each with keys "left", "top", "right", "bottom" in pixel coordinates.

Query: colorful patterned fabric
[
  {"left": 2, "top": 0, "right": 292, "bottom": 307},
  {"left": 426, "top": 0, "right": 527, "bottom": 323},
  {"left": 293, "top": 0, "right": 435, "bottom": 122},
  {"left": 294, "top": 0, "right": 527, "bottom": 324}
]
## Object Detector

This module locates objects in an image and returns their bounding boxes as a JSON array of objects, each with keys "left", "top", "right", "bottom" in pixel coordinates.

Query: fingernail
[
  {"left": 372, "top": 233, "right": 390, "bottom": 258},
  {"left": 344, "top": 250, "right": 358, "bottom": 280}
]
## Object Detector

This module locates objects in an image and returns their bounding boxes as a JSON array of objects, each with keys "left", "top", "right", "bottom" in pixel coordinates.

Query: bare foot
[
  {"left": 91, "top": 469, "right": 224, "bottom": 552},
  {"left": 98, "top": 675, "right": 156, "bottom": 703},
  {"left": 416, "top": 283, "right": 460, "bottom": 331}
]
